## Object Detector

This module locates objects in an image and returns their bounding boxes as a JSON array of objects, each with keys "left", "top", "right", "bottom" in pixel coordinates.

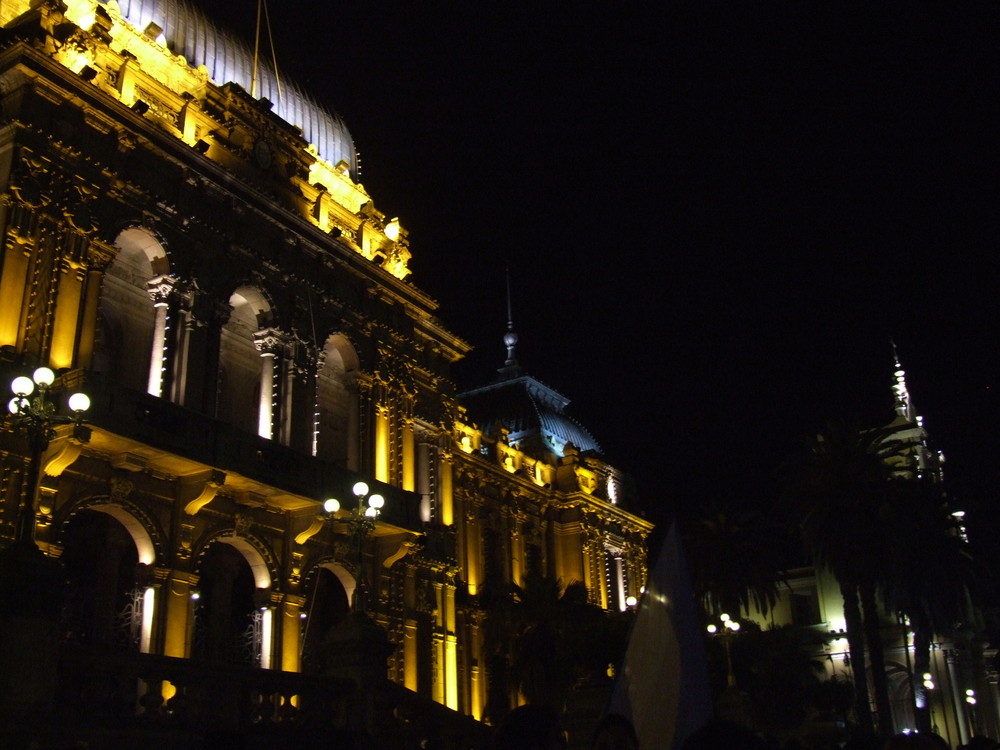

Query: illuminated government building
[{"left": 0, "top": 0, "right": 651, "bottom": 745}]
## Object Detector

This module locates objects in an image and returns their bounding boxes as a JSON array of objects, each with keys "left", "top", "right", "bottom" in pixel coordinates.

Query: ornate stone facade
[{"left": 0, "top": 0, "right": 651, "bottom": 737}]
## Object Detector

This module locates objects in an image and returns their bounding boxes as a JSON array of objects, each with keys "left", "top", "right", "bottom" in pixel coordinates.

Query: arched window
[
  {"left": 192, "top": 538, "right": 273, "bottom": 668},
  {"left": 61, "top": 508, "right": 154, "bottom": 652},
  {"left": 300, "top": 563, "right": 353, "bottom": 673},
  {"left": 315, "top": 334, "right": 359, "bottom": 467},
  {"left": 94, "top": 228, "right": 169, "bottom": 393},
  {"left": 217, "top": 287, "right": 271, "bottom": 436}
]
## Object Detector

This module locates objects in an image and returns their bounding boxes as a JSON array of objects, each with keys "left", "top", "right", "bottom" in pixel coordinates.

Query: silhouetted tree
[
  {"left": 780, "top": 421, "right": 904, "bottom": 737},
  {"left": 881, "top": 478, "right": 977, "bottom": 733},
  {"left": 683, "top": 503, "right": 787, "bottom": 619}
]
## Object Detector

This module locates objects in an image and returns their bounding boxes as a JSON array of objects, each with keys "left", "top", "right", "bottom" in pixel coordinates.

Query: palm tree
[
  {"left": 880, "top": 478, "right": 977, "bottom": 733},
  {"left": 779, "top": 421, "right": 905, "bottom": 737},
  {"left": 683, "top": 503, "right": 788, "bottom": 619},
  {"left": 481, "top": 572, "right": 628, "bottom": 721}
]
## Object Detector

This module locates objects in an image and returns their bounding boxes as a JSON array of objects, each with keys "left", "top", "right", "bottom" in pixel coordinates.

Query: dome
[
  {"left": 105, "top": 0, "right": 357, "bottom": 175},
  {"left": 460, "top": 375, "right": 602, "bottom": 458}
]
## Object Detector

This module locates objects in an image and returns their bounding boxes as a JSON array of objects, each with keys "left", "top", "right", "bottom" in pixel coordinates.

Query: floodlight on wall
[
  {"left": 143, "top": 22, "right": 166, "bottom": 45},
  {"left": 79, "top": 65, "right": 98, "bottom": 81},
  {"left": 131, "top": 100, "right": 150, "bottom": 115},
  {"left": 194, "top": 139, "right": 210, "bottom": 154}
]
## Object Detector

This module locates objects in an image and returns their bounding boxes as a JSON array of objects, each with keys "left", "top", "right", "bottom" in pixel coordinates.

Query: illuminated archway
[
  {"left": 94, "top": 227, "right": 169, "bottom": 393},
  {"left": 315, "top": 333, "right": 360, "bottom": 467},
  {"left": 60, "top": 508, "right": 145, "bottom": 651},
  {"left": 217, "top": 286, "right": 273, "bottom": 435},
  {"left": 300, "top": 561, "right": 354, "bottom": 673}
]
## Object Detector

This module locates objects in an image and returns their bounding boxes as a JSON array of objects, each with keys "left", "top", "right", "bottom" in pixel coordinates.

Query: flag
[{"left": 609, "top": 522, "right": 713, "bottom": 748}]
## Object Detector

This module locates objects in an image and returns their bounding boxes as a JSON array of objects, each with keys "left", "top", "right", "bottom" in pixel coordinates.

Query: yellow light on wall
[{"left": 140, "top": 586, "right": 155, "bottom": 653}]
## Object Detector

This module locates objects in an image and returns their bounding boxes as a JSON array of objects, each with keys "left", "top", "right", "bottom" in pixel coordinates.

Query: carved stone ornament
[
  {"left": 109, "top": 475, "right": 134, "bottom": 504},
  {"left": 234, "top": 512, "right": 253, "bottom": 538}
]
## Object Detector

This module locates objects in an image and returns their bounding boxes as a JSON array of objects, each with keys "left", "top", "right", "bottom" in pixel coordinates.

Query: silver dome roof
[{"left": 106, "top": 0, "right": 357, "bottom": 174}]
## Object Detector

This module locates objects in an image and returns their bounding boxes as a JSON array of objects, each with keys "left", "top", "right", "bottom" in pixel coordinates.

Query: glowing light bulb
[
  {"left": 32, "top": 367, "right": 55, "bottom": 387},
  {"left": 323, "top": 498, "right": 340, "bottom": 514},
  {"left": 68, "top": 392, "right": 90, "bottom": 413},
  {"left": 11, "top": 376, "right": 33, "bottom": 396}
]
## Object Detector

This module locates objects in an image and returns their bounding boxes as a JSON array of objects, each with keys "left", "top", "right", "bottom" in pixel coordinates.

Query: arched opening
[
  {"left": 217, "top": 287, "right": 271, "bottom": 435},
  {"left": 94, "top": 228, "right": 168, "bottom": 392},
  {"left": 300, "top": 563, "right": 354, "bottom": 673},
  {"left": 191, "top": 539, "right": 265, "bottom": 666},
  {"left": 60, "top": 508, "right": 145, "bottom": 651},
  {"left": 886, "top": 662, "right": 916, "bottom": 734},
  {"left": 315, "top": 334, "right": 359, "bottom": 466}
]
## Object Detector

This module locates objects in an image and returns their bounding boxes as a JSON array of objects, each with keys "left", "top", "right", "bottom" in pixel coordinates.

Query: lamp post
[
  {"left": 323, "top": 481, "right": 385, "bottom": 614},
  {"left": 707, "top": 612, "right": 741, "bottom": 687},
  {"left": 7, "top": 367, "right": 90, "bottom": 548},
  {"left": 0, "top": 367, "right": 89, "bottom": 727}
]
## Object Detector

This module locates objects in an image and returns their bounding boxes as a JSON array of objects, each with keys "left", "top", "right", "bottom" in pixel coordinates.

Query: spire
[
  {"left": 498, "top": 268, "right": 522, "bottom": 380},
  {"left": 891, "top": 339, "right": 916, "bottom": 423}
]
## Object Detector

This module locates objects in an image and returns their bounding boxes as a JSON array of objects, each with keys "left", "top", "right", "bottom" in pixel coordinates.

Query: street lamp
[
  {"left": 322, "top": 481, "right": 385, "bottom": 613},
  {"left": 7, "top": 367, "right": 90, "bottom": 547},
  {"left": 706, "top": 612, "right": 741, "bottom": 687}
]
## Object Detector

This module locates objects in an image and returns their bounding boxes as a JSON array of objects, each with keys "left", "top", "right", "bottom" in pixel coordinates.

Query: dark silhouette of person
[
  {"left": 592, "top": 713, "right": 639, "bottom": 750},
  {"left": 491, "top": 704, "right": 567, "bottom": 750},
  {"left": 680, "top": 719, "right": 769, "bottom": 750}
]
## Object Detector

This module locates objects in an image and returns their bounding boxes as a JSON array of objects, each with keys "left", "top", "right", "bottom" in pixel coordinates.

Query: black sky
[{"left": 190, "top": 2, "right": 999, "bottom": 529}]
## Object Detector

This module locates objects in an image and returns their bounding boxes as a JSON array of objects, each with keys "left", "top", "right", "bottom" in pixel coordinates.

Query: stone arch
[
  {"left": 190, "top": 529, "right": 275, "bottom": 666},
  {"left": 300, "top": 559, "right": 355, "bottom": 673},
  {"left": 59, "top": 495, "right": 163, "bottom": 566},
  {"left": 217, "top": 284, "right": 274, "bottom": 434},
  {"left": 94, "top": 226, "right": 170, "bottom": 392},
  {"left": 194, "top": 527, "right": 276, "bottom": 590},
  {"left": 885, "top": 661, "right": 916, "bottom": 735},
  {"left": 57, "top": 504, "right": 152, "bottom": 651},
  {"left": 315, "top": 333, "right": 360, "bottom": 467}
]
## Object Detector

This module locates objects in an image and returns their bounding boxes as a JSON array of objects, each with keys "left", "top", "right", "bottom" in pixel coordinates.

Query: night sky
[{"left": 189, "top": 2, "right": 998, "bottom": 532}]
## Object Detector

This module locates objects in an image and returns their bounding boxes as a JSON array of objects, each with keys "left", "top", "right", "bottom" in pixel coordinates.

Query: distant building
[
  {"left": 742, "top": 353, "right": 992, "bottom": 746},
  {"left": 0, "top": 0, "right": 649, "bottom": 745}
]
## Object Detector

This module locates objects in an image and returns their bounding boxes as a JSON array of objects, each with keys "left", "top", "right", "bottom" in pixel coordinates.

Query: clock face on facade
[{"left": 253, "top": 139, "right": 272, "bottom": 169}]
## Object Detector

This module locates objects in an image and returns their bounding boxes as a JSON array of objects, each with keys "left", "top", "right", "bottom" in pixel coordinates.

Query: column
[
  {"left": 469, "top": 618, "right": 484, "bottom": 720},
  {"left": 146, "top": 275, "right": 177, "bottom": 397},
  {"left": 432, "top": 581, "right": 445, "bottom": 705},
  {"left": 463, "top": 505, "right": 482, "bottom": 596},
  {"left": 439, "top": 452, "right": 454, "bottom": 526},
  {"left": 614, "top": 555, "right": 626, "bottom": 611},
  {"left": 374, "top": 404, "right": 390, "bottom": 483},
  {"left": 48, "top": 259, "right": 85, "bottom": 370},
  {"left": 416, "top": 438, "right": 432, "bottom": 522},
  {"left": 170, "top": 299, "right": 193, "bottom": 405},
  {"left": 401, "top": 419, "right": 415, "bottom": 492},
  {"left": 280, "top": 598, "right": 303, "bottom": 673},
  {"left": 510, "top": 518, "right": 524, "bottom": 586},
  {"left": 444, "top": 583, "right": 458, "bottom": 710},
  {"left": 347, "top": 373, "right": 361, "bottom": 471},
  {"left": 285, "top": 352, "right": 317, "bottom": 454},
  {"left": 254, "top": 328, "right": 286, "bottom": 441},
  {"left": 946, "top": 649, "right": 970, "bottom": 746},
  {"left": 160, "top": 570, "right": 197, "bottom": 659},
  {"left": 0, "top": 235, "right": 31, "bottom": 347},
  {"left": 75, "top": 244, "right": 112, "bottom": 368},
  {"left": 404, "top": 619, "right": 419, "bottom": 691}
]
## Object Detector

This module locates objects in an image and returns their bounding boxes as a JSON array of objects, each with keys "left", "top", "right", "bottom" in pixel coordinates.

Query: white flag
[{"left": 609, "top": 522, "right": 713, "bottom": 748}]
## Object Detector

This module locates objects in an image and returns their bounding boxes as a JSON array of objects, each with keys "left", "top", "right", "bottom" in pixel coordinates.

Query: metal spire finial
[{"left": 503, "top": 267, "right": 519, "bottom": 369}]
